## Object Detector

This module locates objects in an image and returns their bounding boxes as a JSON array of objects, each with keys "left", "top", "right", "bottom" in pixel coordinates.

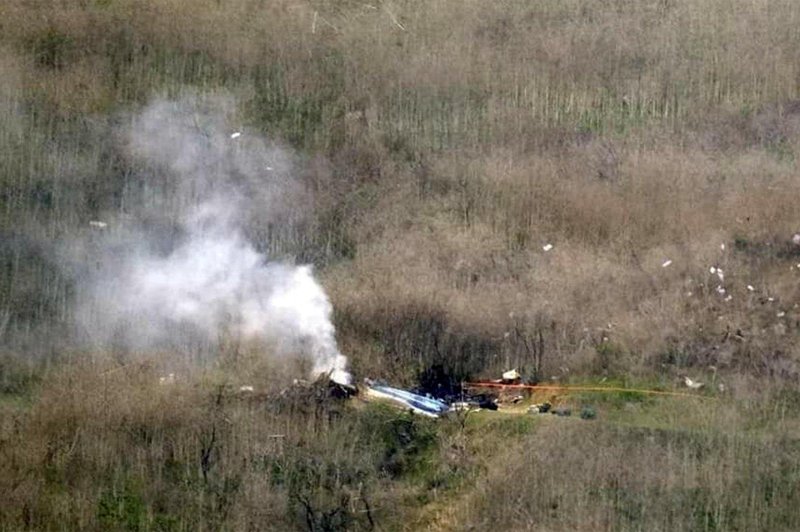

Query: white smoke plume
[{"left": 76, "top": 96, "right": 351, "bottom": 384}]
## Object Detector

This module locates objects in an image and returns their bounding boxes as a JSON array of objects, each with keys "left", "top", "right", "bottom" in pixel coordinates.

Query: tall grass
[
  {"left": 2, "top": 1, "right": 800, "bottom": 376},
  {"left": 2, "top": 1, "right": 800, "bottom": 528}
]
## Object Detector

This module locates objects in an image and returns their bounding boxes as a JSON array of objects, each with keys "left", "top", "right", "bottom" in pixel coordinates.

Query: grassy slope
[{"left": 1, "top": 0, "right": 800, "bottom": 529}]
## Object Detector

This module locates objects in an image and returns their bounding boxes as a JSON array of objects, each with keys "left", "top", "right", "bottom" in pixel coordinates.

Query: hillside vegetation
[{"left": 2, "top": 0, "right": 800, "bottom": 530}]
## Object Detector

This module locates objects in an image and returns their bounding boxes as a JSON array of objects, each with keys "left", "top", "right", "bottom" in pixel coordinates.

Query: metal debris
[
  {"left": 542, "top": 243, "right": 553, "bottom": 252},
  {"left": 684, "top": 376, "right": 703, "bottom": 389},
  {"left": 662, "top": 259, "right": 672, "bottom": 268},
  {"left": 362, "top": 379, "right": 449, "bottom": 418}
]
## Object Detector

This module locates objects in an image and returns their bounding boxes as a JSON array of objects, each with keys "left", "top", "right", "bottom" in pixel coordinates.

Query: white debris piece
[
  {"left": 793, "top": 233, "right": 800, "bottom": 245},
  {"left": 747, "top": 285, "right": 755, "bottom": 292},
  {"left": 709, "top": 266, "right": 717, "bottom": 274},
  {"left": 777, "top": 311, "right": 786, "bottom": 318},
  {"left": 542, "top": 243, "right": 553, "bottom": 252},
  {"left": 266, "top": 166, "right": 273, "bottom": 171},
  {"left": 502, "top": 369, "right": 521, "bottom": 381},
  {"left": 159, "top": 373, "right": 175, "bottom": 385},
  {"left": 720, "top": 243, "right": 726, "bottom": 250},
  {"left": 768, "top": 297, "right": 775, "bottom": 302},
  {"left": 724, "top": 295, "right": 733, "bottom": 302},
  {"left": 716, "top": 285, "right": 726, "bottom": 295},
  {"left": 684, "top": 376, "right": 704, "bottom": 390},
  {"left": 239, "top": 385, "right": 254, "bottom": 392},
  {"left": 449, "top": 401, "right": 473, "bottom": 412},
  {"left": 662, "top": 259, "right": 672, "bottom": 268},
  {"left": 89, "top": 220, "right": 108, "bottom": 229},
  {"left": 230, "top": 132, "right": 242, "bottom": 139}
]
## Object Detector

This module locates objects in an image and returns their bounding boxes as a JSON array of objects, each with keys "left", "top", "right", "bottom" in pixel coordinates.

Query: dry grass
[
  {"left": 447, "top": 415, "right": 800, "bottom": 531},
  {"left": 2, "top": 0, "right": 800, "bottom": 529},
  {"left": 1, "top": 357, "right": 449, "bottom": 530}
]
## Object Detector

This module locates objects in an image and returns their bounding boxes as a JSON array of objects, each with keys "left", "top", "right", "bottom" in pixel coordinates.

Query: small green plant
[
  {"left": 30, "top": 28, "right": 72, "bottom": 69},
  {"left": 97, "top": 481, "right": 147, "bottom": 531}
]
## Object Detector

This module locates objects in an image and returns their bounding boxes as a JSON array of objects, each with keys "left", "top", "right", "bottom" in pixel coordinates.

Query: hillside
[{"left": 1, "top": 1, "right": 800, "bottom": 530}]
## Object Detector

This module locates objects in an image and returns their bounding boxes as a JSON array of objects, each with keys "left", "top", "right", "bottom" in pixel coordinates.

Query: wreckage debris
[
  {"left": 449, "top": 401, "right": 474, "bottom": 412},
  {"left": 684, "top": 376, "right": 703, "bottom": 389},
  {"left": 501, "top": 368, "right": 521, "bottom": 383},
  {"left": 528, "top": 402, "right": 551, "bottom": 414},
  {"left": 363, "top": 379, "right": 449, "bottom": 418}
]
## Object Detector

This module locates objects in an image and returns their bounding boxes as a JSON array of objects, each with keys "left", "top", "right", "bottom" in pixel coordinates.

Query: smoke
[{"left": 76, "top": 96, "right": 351, "bottom": 384}]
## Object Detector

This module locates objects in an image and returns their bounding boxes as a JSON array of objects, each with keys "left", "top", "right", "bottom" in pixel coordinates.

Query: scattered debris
[
  {"left": 501, "top": 368, "right": 521, "bottom": 383},
  {"left": 662, "top": 259, "right": 672, "bottom": 268},
  {"left": 449, "top": 401, "right": 474, "bottom": 412},
  {"left": 793, "top": 233, "right": 800, "bottom": 246},
  {"left": 720, "top": 243, "right": 726, "bottom": 251},
  {"left": 528, "top": 402, "right": 551, "bottom": 414},
  {"left": 159, "top": 373, "right": 175, "bottom": 385},
  {"left": 89, "top": 220, "right": 108, "bottom": 229},
  {"left": 542, "top": 243, "right": 554, "bottom": 252},
  {"left": 709, "top": 266, "right": 717, "bottom": 274},
  {"left": 724, "top": 295, "right": 733, "bottom": 302},
  {"left": 230, "top": 132, "right": 241, "bottom": 139},
  {"left": 747, "top": 285, "right": 755, "bottom": 291},
  {"left": 684, "top": 376, "right": 703, "bottom": 390},
  {"left": 777, "top": 311, "right": 786, "bottom": 318},
  {"left": 716, "top": 285, "right": 726, "bottom": 295},
  {"left": 239, "top": 385, "right": 254, "bottom": 392}
]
